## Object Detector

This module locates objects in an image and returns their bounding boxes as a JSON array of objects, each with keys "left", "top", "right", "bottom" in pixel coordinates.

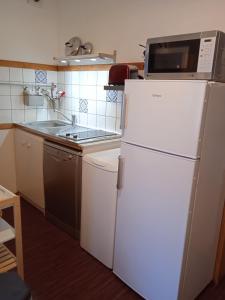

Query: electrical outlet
[{"left": 27, "top": 0, "right": 42, "bottom": 8}]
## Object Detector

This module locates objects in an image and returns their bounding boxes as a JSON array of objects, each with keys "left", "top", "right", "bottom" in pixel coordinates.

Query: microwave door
[
  {"left": 153, "top": 47, "right": 189, "bottom": 71},
  {"left": 147, "top": 39, "right": 200, "bottom": 74}
]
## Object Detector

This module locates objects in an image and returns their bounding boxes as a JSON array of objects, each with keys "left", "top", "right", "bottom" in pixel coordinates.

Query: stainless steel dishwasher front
[{"left": 43, "top": 141, "right": 82, "bottom": 239}]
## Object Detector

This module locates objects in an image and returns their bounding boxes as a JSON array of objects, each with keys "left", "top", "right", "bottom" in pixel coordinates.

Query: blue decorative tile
[
  {"left": 79, "top": 99, "right": 88, "bottom": 113},
  {"left": 117, "top": 91, "right": 124, "bottom": 103},
  {"left": 35, "top": 70, "right": 47, "bottom": 84},
  {"left": 106, "top": 90, "right": 118, "bottom": 103}
]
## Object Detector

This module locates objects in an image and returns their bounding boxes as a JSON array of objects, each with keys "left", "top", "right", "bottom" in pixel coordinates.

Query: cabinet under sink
[{"left": 15, "top": 129, "right": 45, "bottom": 211}]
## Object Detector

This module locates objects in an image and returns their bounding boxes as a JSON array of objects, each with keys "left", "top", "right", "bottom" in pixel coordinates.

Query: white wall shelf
[
  {"left": 54, "top": 51, "right": 116, "bottom": 66},
  {"left": 0, "top": 81, "right": 52, "bottom": 88},
  {"left": 104, "top": 85, "right": 124, "bottom": 91}
]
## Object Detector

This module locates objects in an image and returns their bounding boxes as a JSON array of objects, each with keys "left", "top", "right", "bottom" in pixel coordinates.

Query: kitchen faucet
[
  {"left": 54, "top": 110, "right": 77, "bottom": 126},
  {"left": 41, "top": 84, "right": 77, "bottom": 127}
]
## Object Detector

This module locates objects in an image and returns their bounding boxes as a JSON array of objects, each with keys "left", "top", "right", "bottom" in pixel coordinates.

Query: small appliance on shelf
[{"left": 104, "top": 64, "right": 142, "bottom": 91}]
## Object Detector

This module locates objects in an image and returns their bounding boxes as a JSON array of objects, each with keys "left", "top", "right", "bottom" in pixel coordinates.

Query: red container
[{"left": 108, "top": 64, "right": 138, "bottom": 85}]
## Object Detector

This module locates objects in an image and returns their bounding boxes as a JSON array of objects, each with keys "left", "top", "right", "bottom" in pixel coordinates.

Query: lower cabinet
[
  {"left": 15, "top": 129, "right": 45, "bottom": 211},
  {"left": 0, "top": 129, "right": 17, "bottom": 193}
]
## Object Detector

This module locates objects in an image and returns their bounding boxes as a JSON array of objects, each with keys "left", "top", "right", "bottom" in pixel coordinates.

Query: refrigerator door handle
[
  {"left": 117, "top": 155, "right": 124, "bottom": 190},
  {"left": 120, "top": 94, "right": 129, "bottom": 132}
]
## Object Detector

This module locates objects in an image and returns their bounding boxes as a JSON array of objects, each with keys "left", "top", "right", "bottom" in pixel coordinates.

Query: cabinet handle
[{"left": 27, "top": 143, "right": 31, "bottom": 148}]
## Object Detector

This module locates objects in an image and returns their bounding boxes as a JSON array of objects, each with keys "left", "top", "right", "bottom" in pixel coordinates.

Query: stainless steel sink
[{"left": 24, "top": 120, "right": 70, "bottom": 128}]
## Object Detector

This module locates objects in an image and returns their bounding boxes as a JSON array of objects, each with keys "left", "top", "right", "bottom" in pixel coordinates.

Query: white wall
[
  {"left": 58, "top": 0, "right": 225, "bottom": 63},
  {"left": 0, "top": 0, "right": 59, "bottom": 64},
  {"left": 1, "top": 0, "right": 225, "bottom": 64}
]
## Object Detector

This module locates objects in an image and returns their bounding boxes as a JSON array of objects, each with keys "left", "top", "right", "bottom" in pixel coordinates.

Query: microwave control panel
[{"left": 197, "top": 36, "right": 216, "bottom": 73}]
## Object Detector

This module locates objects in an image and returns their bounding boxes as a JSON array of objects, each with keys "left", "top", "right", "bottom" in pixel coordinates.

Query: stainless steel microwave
[{"left": 144, "top": 30, "right": 225, "bottom": 81}]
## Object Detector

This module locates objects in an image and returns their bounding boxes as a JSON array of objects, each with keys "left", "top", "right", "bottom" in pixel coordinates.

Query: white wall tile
[
  {"left": 87, "top": 71, "right": 97, "bottom": 85},
  {"left": 11, "top": 96, "right": 24, "bottom": 109},
  {"left": 97, "top": 101, "right": 106, "bottom": 116},
  {"left": 10, "top": 68, "right": 23, "bottom": 82},
  {"left": 71, "top": 85, "right": 79, "bottom": 98},
  {"left": 71, "top": 71, "right": 79, "bottom": 85},
  {"left": 65, "top": 71, "right": 72, "bottom": 84},
  {"left": 88, "top": 114, "right": 97, "bottom": 128},
  {"left": 0, "top": 67, "right": 10, "bottom": 82},
  {"left": 57, "top": 71, "right": 65, "bottom": 84},
  {"left": 0, "top": 96, "right": 11, "bottom": 109},
  {"left": 116, "top": 103, "right": 122, "bottom": 117},
  {"left": 106, "top": 116, "right": 116, "bottom": 132},
  {"left": 79, "top": 71, "right": 88, "bottom": 85},
  {"left": 0, "top": 110, "right": 11, "bottom": 123},
  {"left": 25, "top": 109, "right": 37, "bottom": 122},
  {"left": 0, "top": 85, "right": 10, "bottom": 96},
  {"left": 79, "top": 112, "right": 88, "bottom": 126},
  {"left": 37, "top": 109, "right": 48, "bottom": 121},
  {"left": 23, "top": 69, "right": 35, "bottom": 83},
  {"left": 97, "top": 71, "right": 108, "bottom": 86},
  {"left": 10, "top": 85, "right": 24, "bottom": 96},
  {"left": 106, "top": 102, "right": 117, "bottom": 117},
  {"left": 72, "top": 99, "right": 79, "bottom": 112},
  {"left": 12, "top": 110, "right": 25, "bottom": 123},
  {"left": 88, "top": 100, "right": 97, "bottom": 114},
  {"left": 97, "top": 115, "right": 106, "bottom": 130},
  {"left": 96, "top": 86, "right": 106, "bottom": 101},
  {"left": 80, "top": 85, "right": 96, "bottom": 100},
  {"left": 116, "top": 118, "right": 122, "bottom": 134},
  {"left": 47, "top": 71, "right": 57, "bottom": 84}
]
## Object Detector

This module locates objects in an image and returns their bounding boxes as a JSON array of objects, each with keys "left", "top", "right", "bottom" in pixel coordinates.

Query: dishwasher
[{"left": 43, "top": 141, "right": 82, "bottom": 239}]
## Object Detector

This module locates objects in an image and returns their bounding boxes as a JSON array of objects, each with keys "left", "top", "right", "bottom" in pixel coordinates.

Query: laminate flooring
[{"left": 3, "top": 200, "right": 225, "bottom": 300}]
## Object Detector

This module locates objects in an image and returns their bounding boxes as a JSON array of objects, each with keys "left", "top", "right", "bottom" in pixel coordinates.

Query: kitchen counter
[{"left": 0, "top": 123, "right": 121, "bottom": 153}]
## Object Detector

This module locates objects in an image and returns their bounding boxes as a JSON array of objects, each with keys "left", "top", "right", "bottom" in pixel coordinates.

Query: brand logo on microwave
[{"left": 152, "top": 94, "right": 162, "bottom": 98}]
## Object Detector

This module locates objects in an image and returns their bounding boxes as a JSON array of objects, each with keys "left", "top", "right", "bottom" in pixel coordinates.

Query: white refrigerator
[{"left": 113, "top": 80, "right": 225, "bottom": 300}]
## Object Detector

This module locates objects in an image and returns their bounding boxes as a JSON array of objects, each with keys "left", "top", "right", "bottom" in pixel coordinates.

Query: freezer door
[
  {"left": 113, "top": 142, "right": 197, "bottom": 300},
  {"left": 123, "top": 80, "right": 208, "bottom": 158}
]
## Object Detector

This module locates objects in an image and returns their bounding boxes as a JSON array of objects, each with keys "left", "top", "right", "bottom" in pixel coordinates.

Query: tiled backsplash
[
  {"left": 0, "top": 67, "right": 58, "bottom": 123},
  {"left": 57, "top": 71, "right": 122, "bottom": 133},
  {"left": 0, "top": 67, "right": 122, "bottom": 133}
]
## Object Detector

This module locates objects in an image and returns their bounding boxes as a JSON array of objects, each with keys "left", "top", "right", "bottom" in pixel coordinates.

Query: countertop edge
[
  {"left": 0, "top": 123, "right": 14, "bottom": 129},
  {"left": 1, "top": 123, "right": 121, "bottom": 152}
]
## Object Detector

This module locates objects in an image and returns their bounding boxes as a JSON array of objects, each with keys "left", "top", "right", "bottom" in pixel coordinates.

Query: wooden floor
[{"left": 3, "top": 200, "right": 225, "bottom": 300}]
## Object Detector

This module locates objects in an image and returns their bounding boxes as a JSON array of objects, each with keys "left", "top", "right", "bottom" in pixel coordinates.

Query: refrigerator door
[
  {"left": 114, "top": 142, "right": 198, "bottom": 300},
  {"left": 123, "top": 80, "right": 208, "bottom": 158}
]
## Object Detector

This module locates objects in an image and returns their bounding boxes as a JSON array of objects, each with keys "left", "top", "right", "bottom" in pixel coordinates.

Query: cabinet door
[
  {"left": 0, "top": 129, "right": 17, "bottom": 193},
  {"left": 15, "top": 129, "right": 45, "bottom": 210}
]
